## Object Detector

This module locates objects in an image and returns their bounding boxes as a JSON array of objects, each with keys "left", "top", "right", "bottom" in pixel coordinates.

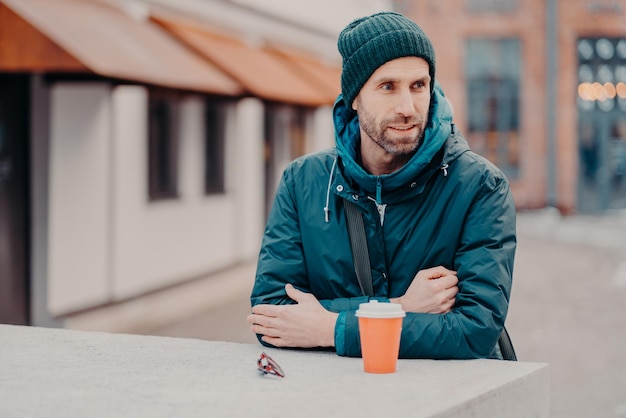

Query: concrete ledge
[{"left": 0, "top": 325, "right": 549, "bottom": 417}]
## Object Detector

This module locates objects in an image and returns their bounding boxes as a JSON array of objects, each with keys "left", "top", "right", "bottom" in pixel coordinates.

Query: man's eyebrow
[
  {"left": 373, "top": 75, "right": 431, "bottom": 84},
  {"left": 372, "top": 76, "right": 397, "bottom": 84},
  {"left": 413, "top": 75, "right": 431, "bottom": 84}
]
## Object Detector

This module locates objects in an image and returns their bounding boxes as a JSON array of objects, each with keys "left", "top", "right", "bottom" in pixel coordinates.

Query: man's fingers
[
  {"left": 250, "top": 303, "right": 281, "bottom": 316},
  {"left": 421, "top": 266, "right": 442, "bottom": 278},
  {"left": 261, "top": 336, "right": 286, "bottom": 347},
  {"left": 247, "top": 313, "right": 268, "bottom": 326},
  {"left": 439, "top": 274, "right": 459, "bottom": 288},
  {"left": 421, "top": 265, "right": 457, "bottom": 280},
  {"left": 249, "top": 314, "right": 284, "bottom": 338},
  {"left": 250, "top": 321, "right": 281, "bottom": 336},
  {"left": 426, "top": 274, "right": 458, "bottom": 291}
]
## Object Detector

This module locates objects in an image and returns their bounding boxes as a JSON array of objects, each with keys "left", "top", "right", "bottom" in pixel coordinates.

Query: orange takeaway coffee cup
[{"left": 355, "top": 300, "right": 405, "bottom": 374}]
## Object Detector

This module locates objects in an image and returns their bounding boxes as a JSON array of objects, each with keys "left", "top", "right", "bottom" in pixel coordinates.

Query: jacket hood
[{"left": 333, "top": 82, "right": 461, "bottom": 201}]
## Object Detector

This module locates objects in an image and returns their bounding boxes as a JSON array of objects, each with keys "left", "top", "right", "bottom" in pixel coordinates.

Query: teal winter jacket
[{"left": 251, "top": 85, "right": 517, "bottom": 359}]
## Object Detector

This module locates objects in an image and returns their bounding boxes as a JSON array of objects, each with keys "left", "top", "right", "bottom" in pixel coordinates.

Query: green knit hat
[{"left": 338, "top": 12, "right": 436, "bottom": 108}]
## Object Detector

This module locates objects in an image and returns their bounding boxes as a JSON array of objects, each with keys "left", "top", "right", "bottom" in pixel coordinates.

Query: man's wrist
[{"left": 324, "top": 312, "right": 339, "bottom": 347}]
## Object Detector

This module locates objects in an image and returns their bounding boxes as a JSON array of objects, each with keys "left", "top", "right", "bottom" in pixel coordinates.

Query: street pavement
[
  {"left": 508, "top": 209, "right": 626, "bottom": 418},
  {"left": 149, "top": 208, "right": 626, "bottom": 418}
]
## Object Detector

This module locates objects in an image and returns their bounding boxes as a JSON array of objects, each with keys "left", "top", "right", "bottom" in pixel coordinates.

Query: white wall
[
  {"left": 110, "top": 87, "right": 258, "bottom": 299},
  {"left": 30, "top": 75, "right": 63, "bottom": 327},
  {"left": 48, "top": 83, "right": 112, "bottom": 315},
  {"left": 230, "top": 98, "right": 266, "bottom": 260},
  {"left": 47, "top": 84, "right": 267, "bottom": 315},
  {"left": 307, "top": 105, "right": 335, "bottom": 154}
]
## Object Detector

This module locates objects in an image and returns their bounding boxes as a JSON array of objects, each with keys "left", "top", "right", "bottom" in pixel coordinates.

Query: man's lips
[{"left": 388, "top": 125, "right": 416, "bottom": 131}]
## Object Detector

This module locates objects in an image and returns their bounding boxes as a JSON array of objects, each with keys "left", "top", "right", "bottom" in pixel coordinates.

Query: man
[{"left": 247, "top": 12, "right": 516, "bottom": 359}]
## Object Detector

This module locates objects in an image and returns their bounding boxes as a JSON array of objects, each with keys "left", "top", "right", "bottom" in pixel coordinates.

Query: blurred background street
[{"left": 147, "top": 209, "right": 626, "bottom": 418}]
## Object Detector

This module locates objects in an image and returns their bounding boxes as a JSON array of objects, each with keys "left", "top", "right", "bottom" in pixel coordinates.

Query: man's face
[{"left": 352, "top": 56, "right": 431, "bottom": 157}]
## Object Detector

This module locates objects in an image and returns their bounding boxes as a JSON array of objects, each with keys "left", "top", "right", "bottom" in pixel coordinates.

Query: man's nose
[{"left": 394, "top": 89, "right": 416, "bottom": 116}]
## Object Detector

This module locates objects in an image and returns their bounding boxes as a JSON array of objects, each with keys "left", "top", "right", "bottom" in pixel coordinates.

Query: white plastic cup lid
[{"left": 355, "top": 300, "right": 406, "bottom": 318}]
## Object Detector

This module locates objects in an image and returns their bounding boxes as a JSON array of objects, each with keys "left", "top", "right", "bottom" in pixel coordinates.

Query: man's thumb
[{"left": 285, "top": 283, "right": 305, "bottom": 302}]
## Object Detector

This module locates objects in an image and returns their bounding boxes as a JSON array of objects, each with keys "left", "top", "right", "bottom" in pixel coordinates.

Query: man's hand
[
  {"left": 247, "top": 284, "right": 338, "bottom": 348},
  {"left": 390, "top": 266, "right": 458, "bottom": 314}
]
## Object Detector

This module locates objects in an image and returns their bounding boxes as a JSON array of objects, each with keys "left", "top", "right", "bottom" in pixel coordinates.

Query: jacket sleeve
[
  {"left": 250, "top": 164, "right": 370, "bottom": 348},
  {"left": 338, "top": 174, "right": 517, "bottom": 359},
  {"left": 250, "top": 167, "right": 304, "bottom": 308}
]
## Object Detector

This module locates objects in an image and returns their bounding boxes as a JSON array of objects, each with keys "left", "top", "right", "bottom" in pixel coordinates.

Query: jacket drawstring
[
  {"left": 441, "top": 162, "right": 449, "bottom": 177},
  {"left": 324, "top": 158, "right": 338, "bottom": 222}
]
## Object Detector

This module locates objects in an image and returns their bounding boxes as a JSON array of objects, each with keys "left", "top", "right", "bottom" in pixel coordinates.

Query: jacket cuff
[
  {"left": 336, "top": 297, "right": 390, "bottom": 357},
  {"left": 334, "top": 311, "right": 347, "bottom": 355}
]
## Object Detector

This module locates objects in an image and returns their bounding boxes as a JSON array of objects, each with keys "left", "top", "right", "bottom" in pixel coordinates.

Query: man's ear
[{"left": 351, "top": 97, "right": 358, "bottom": 111}]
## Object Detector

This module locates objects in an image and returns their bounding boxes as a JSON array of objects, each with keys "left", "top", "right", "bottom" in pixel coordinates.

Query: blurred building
[
  {"left": 395, "top": 0, "right": 626, "bottom": 214},
  {"left": 0, "top": 0, "right": 390, "bottom": 327}
]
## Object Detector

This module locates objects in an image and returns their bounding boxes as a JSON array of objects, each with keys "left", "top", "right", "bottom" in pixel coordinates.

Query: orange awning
[
  {"left": 266, "top": 45, "right": 341, "bottom": 105},
  {"left": 0, "top": 0, "right": 242, "bottom": 96},
  {"left": 151, "top": 13, "right": 336, "bottom": 107}
]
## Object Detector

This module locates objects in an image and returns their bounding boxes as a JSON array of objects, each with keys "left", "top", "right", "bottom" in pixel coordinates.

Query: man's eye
[
  {"left": 381, "top": 83, "right": 393, "bottom": 91},
  {"left": 413, "top": 81, "right": 426, "bottom": 89}
]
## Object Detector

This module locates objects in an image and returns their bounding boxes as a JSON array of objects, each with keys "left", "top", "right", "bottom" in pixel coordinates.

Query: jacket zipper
[{"left": 376, "top": 177, "right": 382, "bottom": 202}]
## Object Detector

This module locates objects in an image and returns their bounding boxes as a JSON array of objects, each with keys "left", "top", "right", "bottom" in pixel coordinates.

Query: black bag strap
[
  {"left": 498, "top": 324, "right": 518, "bottom": 361},
  {"left": 343, "top": 199, "right": 374, "bottom": 296},
  {"left": 343, "top": 198, "right": 517, "bottom": 361}
]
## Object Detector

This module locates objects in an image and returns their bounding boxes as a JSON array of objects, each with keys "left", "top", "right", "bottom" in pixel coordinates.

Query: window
[
  {"left": 577, "top": 38, "right": 626, "bottom": 113},
  {"left": 205, "top": 99, "right": 227, "bottom": 194},
  {"left": 465, "top": 38, "right": 521, "bottom": 178},
  {"left": 148, "top": 90, "right": 179, "bottom": 200},
  {"left": 263, "top": 105, "right": 308, "bottom": 218},
  {"left": 577, "top": 38, "right": 626, "bottom": 211}
]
